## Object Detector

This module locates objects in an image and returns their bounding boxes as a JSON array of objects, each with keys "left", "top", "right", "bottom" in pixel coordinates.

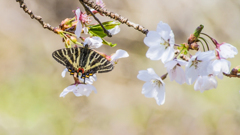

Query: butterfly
[{"left": 52, "top": 45, "right": 114, "bottom": 83}]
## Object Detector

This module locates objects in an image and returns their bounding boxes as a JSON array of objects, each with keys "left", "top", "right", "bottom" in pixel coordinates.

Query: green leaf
[
  {"left": 102, "top": 38, "right": 117, "bottom": 47},
  {"left": 88, "top": 21, "right": 120, "bottom": 38}
]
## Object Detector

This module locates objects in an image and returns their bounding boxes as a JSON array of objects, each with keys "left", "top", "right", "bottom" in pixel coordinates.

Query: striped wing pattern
[{"left": 52, "top": 47, "right": 114, "bottom": 78}]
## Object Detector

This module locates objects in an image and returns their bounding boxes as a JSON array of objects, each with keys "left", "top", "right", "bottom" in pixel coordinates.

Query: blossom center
[
  {"left": 151, "top": 79, "right": 162, "bottom": 88},
  {"left": 160, "top": 38, "right": 170, "bottom": 49},
  {"left": 190, "top": 58, "right": 202, "bottom": 69}
]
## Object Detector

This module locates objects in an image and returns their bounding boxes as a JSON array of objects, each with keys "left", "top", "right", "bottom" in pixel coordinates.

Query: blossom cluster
[
  {"left": 53, "top": 0, "right": 239, "bottom": 106},
  {"left": 138, "top": 21, "right": 238, "bottom": 105}
]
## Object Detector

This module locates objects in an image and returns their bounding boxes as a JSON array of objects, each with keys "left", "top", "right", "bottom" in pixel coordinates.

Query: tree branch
[
  {"left": 16, "top": 0, "right": 57, "bottom": 34},
  {"left": 79, "top": 0, "right": 149, "bottom": 35},
  {"left": 79, "top": 0, "right": 112, "bottom": 37}
]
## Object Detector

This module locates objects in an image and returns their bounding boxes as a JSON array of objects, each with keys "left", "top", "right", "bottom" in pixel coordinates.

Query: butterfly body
[{"left": 52, "top": 45, "right": 114, "bottom": 79}]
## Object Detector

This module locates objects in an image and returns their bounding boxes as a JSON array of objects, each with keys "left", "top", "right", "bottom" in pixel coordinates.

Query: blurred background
[{"left": 1, "top": 0, "right": 240, "bottom": 135}]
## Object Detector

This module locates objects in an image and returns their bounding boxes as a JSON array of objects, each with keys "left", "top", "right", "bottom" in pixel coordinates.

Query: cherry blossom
[
  {"left": 185, "top": 51, "right": 215, "bottom": 84},
  {"left": 207, "top": 56, "right": 231, "bottom": 79},
  {"left": 164, "top": 59, "right": 187, "bottom": 84},
  {"left": 194, "top": 75, "right": 217, "bottom": 93},
  {"left": 83, "top": 36, "right": 103, "bottom": 48},
  {"left": 217, "top": 43, "right": 238, "bottom": 59},
  {"left": 60, "top": 84, "right": 97, "bottom": 97},
  {"left": 137, "top": 68, "right": 165, "bottom": 105},
  {"left": 143, "top": 21, "right": 175, "bottom": 63}
]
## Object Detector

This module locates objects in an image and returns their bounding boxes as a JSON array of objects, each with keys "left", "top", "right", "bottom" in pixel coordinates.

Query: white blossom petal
[
  {"left": 168, "top": 31, "right": 175, "bottom": 46},
  {"left": 156, "top": 21, "right": 175, "bottom": 46},
  {"left": 84, "top": 37, "right": 103, "bottom": 48},
  {"left": 219, "top": 43, "right": 238, "bottom": 59},
  {"left": 177, "top": 59, "right": 188, "bottom": 66},
  {"left": 161, "top": 46, "right": 175, "bottom": 63},
  {"left": 74, "top": 8, "right": 82, "bottom": 38},
  {"left": 197, "top": 50, "right": 215, "bottom": 61},
  {"left": 146, "top": 45, "right": 165, "bottom": 60},
  {"left": 165, "top": 60, "right": 186, "bottom": 84},
  {"left": 194, "top": 76, "right": 217, "bottom": 92},
  {"left": 155, "top": 85, "right": 165, "bottom": 105},
  {"left": 173, "top": 66, "right": 186, "bottom": 84},
  {"left": 137, "top": 68, "right": 159, "bottom": 82},
  {"left": 61, "top": 68, "right": 68, "bottom": 78},
  {"left": 144, "top": 31, "right": 162, "bottom": 47},
  {"left": 73, "top": 84, "right": 97, "bottom": 97},
  {"left": 75, "top": 21, "right": 82, "bottom": 38},
  {"left": 147, "top": 68, "right": 160, "bottom": 79},
  {"left": 164, "top": 60, "right": 178, "bottom": 70},
  {"left": 111, "top": 49, "right": 129, "bottom": 64},
  {"left": 60, "top": 84, "right": 97, "bottom": 97},
  {"left": 142, "top": 81, "right": 158, "bottom": 97},
  {"left": 194, "top": 76, "right": 202, "bottom": 91},
  {"left": 108, "top": 25, "right": 120, "bottom": 35},
  {"left": 60, "top": 85, "right": 76, "bottom": 97},
  {"left": 156, "top": 21, "right": 171, "bottom": 40},
  {"left": 75, "top": 8, "right": 81, "bottom": 18},
  {"left": 138, "top": 68, "right": 166, "bottom": 105},
  {"left": 185, "top": 65, "right": 199, "bottom": 85},
  {"left": 208, "top": 59, "right": 231, "bottom": 79},
  {"left": 137, "top": 70, "right": 154, "bottom": 82}
]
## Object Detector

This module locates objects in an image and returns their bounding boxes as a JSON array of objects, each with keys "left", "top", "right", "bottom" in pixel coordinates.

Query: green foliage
[
  {"left": 178, "top": 44, "right": 189, "bottom": 55},
  {"left": 88, "top": 21, "right": 120, "bottom": 47},
  {"left": 102, "top": 38, "right": 117, "bottom": 47},
  {"left": 89, "top": 21, "right": 120, "bottom": 38}
]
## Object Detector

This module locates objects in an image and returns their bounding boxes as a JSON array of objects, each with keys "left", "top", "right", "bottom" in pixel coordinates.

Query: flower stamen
[{"left": 151, "top": 79, "right": 162, "bottom": 88}]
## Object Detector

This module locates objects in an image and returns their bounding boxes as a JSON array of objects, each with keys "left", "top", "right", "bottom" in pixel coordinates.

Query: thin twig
[
  {"left": 16, "top": 0, "right": 57, "bottom": 33},
  {"left": 79, "top": 1, "right": 112, "bottom": 37},
  {"left": 79, "top": 0, "right": 149, "bottom": 35},
  {"left": 223, "top": 73, "right": 240, "bottom": 78},
  {"left": 199, "top": 37, "right": 210, "bottom": 51},
  {"left": 201, "top": 33, "right": 218, "bottom": 45},
  {"left": 198, "top": 39, "right": 205, "bottom": 52}
]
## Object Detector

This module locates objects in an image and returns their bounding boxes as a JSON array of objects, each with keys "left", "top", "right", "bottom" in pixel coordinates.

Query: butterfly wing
[{"left": 52, "top": 47, "right": 114, "bottom": 76}]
